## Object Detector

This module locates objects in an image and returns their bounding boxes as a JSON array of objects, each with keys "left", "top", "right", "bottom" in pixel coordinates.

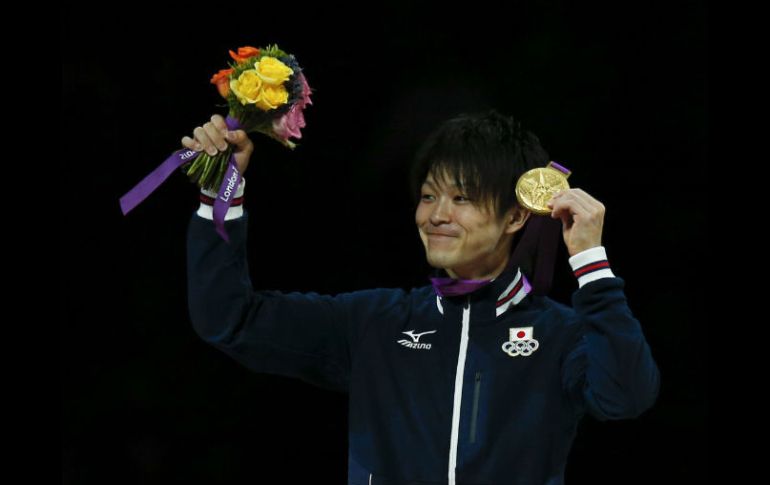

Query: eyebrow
[{"left": 423, "top": 179, "right": 459, "bottom": 189}]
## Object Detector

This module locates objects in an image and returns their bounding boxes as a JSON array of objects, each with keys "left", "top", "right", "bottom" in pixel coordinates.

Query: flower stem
[
  {"left": 186, "top": 154, "right": 206, "bottom": 185},
  {"left": 214, "top": 148, "right": 231, "bottom": 189},
  {"left": 201, "top": 152, "right": 219, "bottom": 191}
]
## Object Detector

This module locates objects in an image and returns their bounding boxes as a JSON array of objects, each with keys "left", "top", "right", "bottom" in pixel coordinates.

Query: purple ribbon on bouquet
[{"left": 119, "top": 116, "right": 243, "bottom": 242}]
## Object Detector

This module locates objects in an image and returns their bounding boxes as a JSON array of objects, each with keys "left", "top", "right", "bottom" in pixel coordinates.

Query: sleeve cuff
[
  {"left": 197, "top": 177, "right": 245, "bottom": 221},
  {"left": 568, "top": 245, "right": 616, "bottom": 288}
]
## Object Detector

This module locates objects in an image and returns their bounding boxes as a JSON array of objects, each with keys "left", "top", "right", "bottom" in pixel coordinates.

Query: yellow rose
[
  {"left": 229, "top": 70, "right": 263, "bottom": 105},
  {"left": 255, "top": 84, "right": 289, "bottom": 111},
  {"left": 255, "top": 56, "right": 294, "bottom": 86}
]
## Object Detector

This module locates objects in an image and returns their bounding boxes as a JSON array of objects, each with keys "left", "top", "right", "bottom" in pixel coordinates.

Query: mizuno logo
[
  {"left": 403, "top": 330, "right": 437, "bottom": 342},
  {"left": 397, "top": 329, "right": 437, "bottom": 350}
]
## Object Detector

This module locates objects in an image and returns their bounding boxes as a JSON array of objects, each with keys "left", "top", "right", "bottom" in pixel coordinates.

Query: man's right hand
[{"left": 181, "top": 114, "right": 254, "bottom": 175}]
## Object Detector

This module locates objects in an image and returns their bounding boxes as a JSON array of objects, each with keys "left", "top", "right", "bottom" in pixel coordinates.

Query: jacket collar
[{"left": 429, "top": 260, "right": 533, "bottom": 319}]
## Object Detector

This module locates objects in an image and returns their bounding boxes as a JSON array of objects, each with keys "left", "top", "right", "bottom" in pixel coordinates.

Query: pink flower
[
  {"left": 297, "top": 72, "right": 313, "bottom": 108},
  {"left": 272, "top": 73, "right": 313, "bottom": 146}
]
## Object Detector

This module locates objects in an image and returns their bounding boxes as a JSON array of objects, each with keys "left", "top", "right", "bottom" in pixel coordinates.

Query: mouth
[
  {"left": 427, "top": 233, "right": 457, "bottom": 241},
  {"left": 426, "top": 230, "right": 458, "bottom": 237}
]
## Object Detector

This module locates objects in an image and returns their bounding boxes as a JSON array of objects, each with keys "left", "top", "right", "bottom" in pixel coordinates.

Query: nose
[{"left": 429, "top": 196, "right": 452, "bottom": 225}]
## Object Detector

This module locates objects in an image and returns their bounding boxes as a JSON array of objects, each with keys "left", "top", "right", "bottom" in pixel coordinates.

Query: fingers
[
  {"left": 547, "top": 189, "right": 592, "bottom": 220},
  {"left": 210, "top": 114, "right": 227, "bottom": 132},
  {"left": 203, "top": 120, "right": 228, "bottom": 152},
  {"left": 181, "top": 115, "right": 229, "bottom": 156},
  {"left": 180, "top": 115, "right": 256, "bottom": 173},
  {"left": 568, "top": 189, "right": 605, "bottom": 217},
  {"left": 547, "top": 189, "right": 606, "bottom": 232},
  {"left": 181, "top": 135, "right": 201, "bottom": 151},
  {"left": 191, "top": 126, "right": 216, "bottom": 156}
]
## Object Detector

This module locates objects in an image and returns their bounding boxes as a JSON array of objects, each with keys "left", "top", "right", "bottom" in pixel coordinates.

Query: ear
[{"left": 503, "top": 205, "right": 531, "bottom": 235}]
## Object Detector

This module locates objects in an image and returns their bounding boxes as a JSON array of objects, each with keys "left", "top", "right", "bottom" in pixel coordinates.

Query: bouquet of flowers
[
  {"left": 119, "top": 44, "right": 312, "bottom": 242},
  {"left": 183, "top": 44, "right": 313, "bottom": 192}
]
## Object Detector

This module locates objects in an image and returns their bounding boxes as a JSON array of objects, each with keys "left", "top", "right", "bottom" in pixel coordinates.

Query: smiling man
[
  {"left": 416, "top": 169, "right": 530, "bottom": 282},
  {"left": 185, "top": 109, "right": 661, "bottom": 485}
]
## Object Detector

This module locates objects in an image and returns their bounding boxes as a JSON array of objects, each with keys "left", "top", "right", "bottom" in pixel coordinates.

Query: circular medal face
[{"left": 515, "top": 162, "right": 571, "bottom": 215}]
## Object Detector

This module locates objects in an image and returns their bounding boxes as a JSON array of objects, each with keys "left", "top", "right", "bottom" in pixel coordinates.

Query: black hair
[{"left": 409, "top": 109, "right": 550, "bottom": 221}]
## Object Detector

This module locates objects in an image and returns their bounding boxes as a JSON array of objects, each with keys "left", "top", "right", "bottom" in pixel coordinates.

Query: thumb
[
  {"left": 226, "top": 130, "right": 253, "bottom": 174},
  {"left": 226, "top": 130, "right": 250, "bottom": 149}
]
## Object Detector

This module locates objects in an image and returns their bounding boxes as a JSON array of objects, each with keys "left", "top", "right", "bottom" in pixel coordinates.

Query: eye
[
  {"left": 455, "top": 195, "right": 470, "bottom": 202},
  {"left": 421, "top": 194, "right": 434, "bottom": 201}
]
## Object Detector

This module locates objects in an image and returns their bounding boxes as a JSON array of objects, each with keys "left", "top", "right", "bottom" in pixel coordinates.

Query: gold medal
[{"left": 515, "top": 161, "right": 572, "bottom": 215}]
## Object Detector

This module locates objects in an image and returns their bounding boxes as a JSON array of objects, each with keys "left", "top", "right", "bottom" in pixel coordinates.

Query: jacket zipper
[
  {"left": 448, "top": 295, "right": 471, "bottom": 485},
  {"left": 469, "top": 370, "right": 482, "bottom": 443}
]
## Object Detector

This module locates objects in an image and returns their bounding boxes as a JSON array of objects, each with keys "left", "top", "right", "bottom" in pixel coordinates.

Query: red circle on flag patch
[{"left": 517, "top": 331, "right": 526, "bottom": 338}]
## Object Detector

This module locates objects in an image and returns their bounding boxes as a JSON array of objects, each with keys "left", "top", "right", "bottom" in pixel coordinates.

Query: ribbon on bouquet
[{"left": 119, "top": 116, "right": 243, "bottom": 242}]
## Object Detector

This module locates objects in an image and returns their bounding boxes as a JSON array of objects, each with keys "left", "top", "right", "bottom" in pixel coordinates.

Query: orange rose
[
  {"left": 210, "top": 68, "right": 234, "bottom": 98},
  {"left": 229, "top": 46, "right": 260, "bottom": 64}
]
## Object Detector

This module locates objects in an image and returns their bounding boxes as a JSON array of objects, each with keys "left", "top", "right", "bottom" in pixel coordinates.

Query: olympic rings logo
[{"left": 501, "top": 339, "right": 539, "bottom": 357}]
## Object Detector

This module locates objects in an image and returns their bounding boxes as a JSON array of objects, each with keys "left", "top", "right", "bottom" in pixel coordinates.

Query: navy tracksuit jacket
[{"left": 187, "top": 211, "right": 660, "bottom": 485}]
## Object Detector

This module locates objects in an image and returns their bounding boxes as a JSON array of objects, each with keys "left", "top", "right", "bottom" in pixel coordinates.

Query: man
[{"left": 184, "top": 110, "right": 660, "bottom": 485}]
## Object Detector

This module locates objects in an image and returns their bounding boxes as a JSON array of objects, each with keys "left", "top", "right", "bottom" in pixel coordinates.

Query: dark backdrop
[{"left": 62, "top": 2, "right": 707, "bottom": 483}]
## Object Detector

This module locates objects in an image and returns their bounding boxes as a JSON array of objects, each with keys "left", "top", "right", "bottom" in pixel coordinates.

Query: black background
[{"left": 62, "top": 2, "right": 707, "bottom": 483}]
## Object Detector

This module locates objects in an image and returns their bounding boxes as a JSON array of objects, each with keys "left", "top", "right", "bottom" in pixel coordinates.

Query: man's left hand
[{"left": 546, "top": 188, "right": 605, "bottom": 257}]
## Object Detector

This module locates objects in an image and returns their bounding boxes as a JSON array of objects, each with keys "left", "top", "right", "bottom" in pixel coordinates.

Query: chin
[{"left": 425, "top": 252, "right": 455, "bottom": 270}]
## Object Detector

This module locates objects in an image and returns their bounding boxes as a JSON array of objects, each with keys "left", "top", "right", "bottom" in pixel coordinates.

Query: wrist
[
  {"left": 568, "top": 246, "right": 616, "bottom": 288},
  {"left": 196, "top": 178, "right": 245, "bottom": 220}
]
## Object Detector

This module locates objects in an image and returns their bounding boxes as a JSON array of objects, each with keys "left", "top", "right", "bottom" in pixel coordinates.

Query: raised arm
[{"left": 187, "top": 211, "right": 358, "bottom": 392}]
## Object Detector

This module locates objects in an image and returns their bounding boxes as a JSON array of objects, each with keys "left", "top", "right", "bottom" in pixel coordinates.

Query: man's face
[{"left": 415, "top": 170, "right": 529, "bottom": 279}]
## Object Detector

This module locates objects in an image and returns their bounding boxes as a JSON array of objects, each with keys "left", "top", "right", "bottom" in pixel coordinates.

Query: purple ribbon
[
  {"left": 207, "top": 116, "right": 245, "bottom": 242},
  {"left": 211, "top": 157, "right": 241, "bottom": 242},
  {"left": 550, "top": 161, "right": 570, "bottom": 174},
  {"left": 429, "top": 276, "right": 493, "bottom": 298},
  {"left": 506, "top": 160, "right": 571, "bottom": 295},
  {"left": 118, "top": 148, "right": 197, "bottom": 215},
  {"left": 509, "top": 214, "right": 561, "bottom": 296},
  {"left": 118, "top": 116, "right": 243, "bottom": 243}
]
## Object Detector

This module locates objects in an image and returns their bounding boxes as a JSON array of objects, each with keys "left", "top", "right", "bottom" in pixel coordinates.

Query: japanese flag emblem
[{"left": 502, "top": 326, "right": 540, "bottom": 357}]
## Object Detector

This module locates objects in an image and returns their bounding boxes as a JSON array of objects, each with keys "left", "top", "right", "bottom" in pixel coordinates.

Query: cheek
[
  {"left": 458, "top": 219, "right": 491, "bottom": 246},
  {"left": 415, "top": 205, "right": 428, "bottom": 225}
]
